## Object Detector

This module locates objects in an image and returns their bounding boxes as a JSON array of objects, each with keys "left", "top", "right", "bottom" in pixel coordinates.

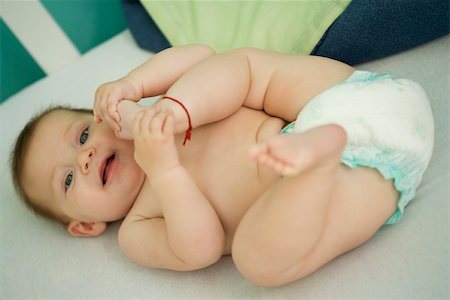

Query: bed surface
[{"left": 1, "top": 31, "right": 448, "bottom": 299}]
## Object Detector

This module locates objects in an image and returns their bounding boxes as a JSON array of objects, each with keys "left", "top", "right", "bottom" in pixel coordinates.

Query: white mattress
[{"left": 1, "top": 31, "right": 448, "bottom": 299}]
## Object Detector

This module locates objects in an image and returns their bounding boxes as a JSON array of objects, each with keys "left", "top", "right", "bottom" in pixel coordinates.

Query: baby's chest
[
  {"left": 187, "top": 145, "right": 266, "bottom": 251},
  {"left": 188, "top": 130, "right": 262, "bottom": 211},
  {"left": 185, "top": 114, "right": 283, "bottom": 236}
]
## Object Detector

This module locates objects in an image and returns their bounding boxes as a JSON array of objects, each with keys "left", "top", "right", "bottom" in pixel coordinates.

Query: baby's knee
[
  {"left": 232, "top": 240, "right": 305, "bottom": 287},
  {"left": 232, "top": 249, "right": 278, "bottom": 287}
]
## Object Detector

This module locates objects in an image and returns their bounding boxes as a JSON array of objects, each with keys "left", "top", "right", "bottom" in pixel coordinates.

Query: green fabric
[
  {"left": 140, "top": 0, "right": 351, "bottom": 54},
  {"left": 41, "top": 0, "right": 126, "bottom": 54},
  {"left": 1, "top": 20, "right": 45, "bottom": 102}
]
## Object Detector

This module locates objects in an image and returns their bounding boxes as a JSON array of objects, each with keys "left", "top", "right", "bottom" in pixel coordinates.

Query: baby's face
[{"left": 23, "top": 109, "right": 145, "bottom": 223}]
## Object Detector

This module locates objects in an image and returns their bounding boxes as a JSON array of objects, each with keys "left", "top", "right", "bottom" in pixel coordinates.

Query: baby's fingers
[
  {"left": 150, "top": 109, "right": 169, "bottom": 136},
  {"left": 162, "top": 111, "right": 175, "bottom": 136},
  {"left": 107, "top": 98, "right": 121, "bottom": 123},
  {"left": 153, "top": 110, "right": 175, "bottom": 137},
  {"left": 133, "top": 107, "right": 158, "bottom": 135},
  {"left": 99, "top": 94, "right": 120, "bottom": 132},
  {"left": 97, "top": 93, "right": 109, "bottom": 123},
  {"left": 93, "top": 92, "right": 104, "bottom": 123},
  {"left": 94, "top": 114, "right": 102, "bottom": 123},
  {"left": 132, "top": 110, "right": 145, "bottom": 136}
]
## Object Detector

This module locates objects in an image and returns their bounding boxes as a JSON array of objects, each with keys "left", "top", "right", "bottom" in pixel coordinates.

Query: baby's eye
[
  {"left": 80, "top": 127, "right": 89, "bottom": 145},
  {"left": 65, "top": 172, "right": 73, "bottom": 191}
]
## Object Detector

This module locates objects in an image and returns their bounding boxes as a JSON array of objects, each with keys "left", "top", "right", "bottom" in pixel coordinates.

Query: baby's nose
[{"left": 77, "top": 148, "right": 96, "bottom": 174}]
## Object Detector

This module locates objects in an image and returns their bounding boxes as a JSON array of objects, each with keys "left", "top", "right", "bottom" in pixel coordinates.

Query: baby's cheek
[{"left": 97, "top": 124, "right": 118, "bottom": 140}]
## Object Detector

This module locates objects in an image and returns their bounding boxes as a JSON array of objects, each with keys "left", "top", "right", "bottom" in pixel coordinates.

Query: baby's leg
[
  {"left": 233, "top": 124, "right": 398, "bottom": 287},
  {"left": 117, "top": 100, "right": 145, "bottom": 139},
  {"left": 248, "top": 124, "right": 346, "bottom": 175}
]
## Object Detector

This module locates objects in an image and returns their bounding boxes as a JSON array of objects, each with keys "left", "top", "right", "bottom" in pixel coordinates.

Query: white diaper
[{"left": 281, "top": 71, "right": 434, "bottom": 224}]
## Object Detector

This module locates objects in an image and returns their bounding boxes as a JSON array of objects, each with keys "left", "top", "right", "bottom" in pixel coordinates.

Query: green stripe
[
  {"left": 1, "top": 1, "right": 127, "bottom": 103},
  {"left": 41, "top": 0, "right": 126, "bottom": 54},
  {"left": 0, "top": 20, "right": 46, "bottom": 103}
]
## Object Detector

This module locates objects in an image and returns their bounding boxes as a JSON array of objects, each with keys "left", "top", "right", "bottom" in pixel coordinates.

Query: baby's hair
[{"left": 10, "top": 105, "right": 93, "bottom": 227}]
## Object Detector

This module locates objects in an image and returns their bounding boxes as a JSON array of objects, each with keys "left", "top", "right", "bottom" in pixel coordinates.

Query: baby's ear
[{"left": 67, "top": 220, "right": 107, "bottom": 237}]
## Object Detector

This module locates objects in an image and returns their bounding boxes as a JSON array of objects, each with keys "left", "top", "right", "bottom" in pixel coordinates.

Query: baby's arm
[
  {"left": 118, "top": 107, "right": 225, "bottom": 270},
  {"left": 94, "top": 44, "right": 215, "bottom": 131}
]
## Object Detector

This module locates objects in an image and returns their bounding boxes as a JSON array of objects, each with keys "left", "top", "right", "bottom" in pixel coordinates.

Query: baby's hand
[
  {"left": 93, "top": 77, "right": 142, "bottom": 132},
  {"left": 132, "top": 107, "right": 180, "bottom": 177}
]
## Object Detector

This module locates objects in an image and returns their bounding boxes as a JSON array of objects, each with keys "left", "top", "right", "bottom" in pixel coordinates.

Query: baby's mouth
[{"left": 101, "top": 154, "right": 115, "bottom": 185}]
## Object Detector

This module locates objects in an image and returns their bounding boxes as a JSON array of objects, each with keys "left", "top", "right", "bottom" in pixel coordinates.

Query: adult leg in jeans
[{"left": 312, "top": 0, "right": 450, "bottom": 65}]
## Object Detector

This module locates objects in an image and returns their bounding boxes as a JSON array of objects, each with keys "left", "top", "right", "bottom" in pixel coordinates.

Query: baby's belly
[{"left": 181, "top": 108, "right": 285, "bottom": 254}]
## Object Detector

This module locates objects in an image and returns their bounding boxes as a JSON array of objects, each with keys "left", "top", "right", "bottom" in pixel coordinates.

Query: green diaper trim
[
  {"left": 344, "top": 70, "right": 396, "bottom": 83},
  {"left": 140, "top": 1, "right": 351, "bottom": 54},
  {"left": 341, "top": 148, "right": 422, "bottom": 224},
  {"left": 281, "top": 122, "right": 296, "bottom": 135},
  {"left": 280, "top": 70, "right": 429, "bottom": 225},
  {"left": 280, "top": 119, "right": 421, "bottom": 225}
]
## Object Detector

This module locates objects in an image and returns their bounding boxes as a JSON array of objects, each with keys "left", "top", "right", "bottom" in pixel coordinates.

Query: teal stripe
[
  {"left": 1, "top": 1, "right": 127, "bottom": 103},
  {"left": 41, "top": 0, "right": 127, "bottom": 54},
  {"left": 0, "top": 20, "right": 46, "bottom": 103}
]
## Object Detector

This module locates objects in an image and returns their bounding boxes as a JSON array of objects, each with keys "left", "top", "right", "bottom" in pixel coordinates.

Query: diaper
[{"left": 281, "top": 71, "right": 434, "bottom": 224}]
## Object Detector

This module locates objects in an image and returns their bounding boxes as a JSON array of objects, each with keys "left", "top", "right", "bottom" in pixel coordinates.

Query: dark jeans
[
  {"left": 121, "top": 0, "right": 449, "bottom": 65},
  {"left": 311, "top": 0, "right": 450, "bottom": 65}
]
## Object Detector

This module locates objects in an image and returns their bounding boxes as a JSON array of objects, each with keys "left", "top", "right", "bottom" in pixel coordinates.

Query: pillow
[{"left": 138, "top": 1, "right": 350, "bottom": 54}]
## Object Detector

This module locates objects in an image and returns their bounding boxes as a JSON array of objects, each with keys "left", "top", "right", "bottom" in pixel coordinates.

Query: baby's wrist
[
  {"left": 122, "top": 74, "right": 143, "bottom": 100},
  {"left": 149, "top": 164, "right": 184, "bottom": 187}
]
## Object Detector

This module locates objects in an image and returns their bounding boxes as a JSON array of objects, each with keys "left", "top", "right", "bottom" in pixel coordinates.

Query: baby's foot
[
  {"left": 116, "top": 100, "right": 145, "bottom": 139},
  {"left": 248, "top": 124, "right": 347, "bottom": 176}
]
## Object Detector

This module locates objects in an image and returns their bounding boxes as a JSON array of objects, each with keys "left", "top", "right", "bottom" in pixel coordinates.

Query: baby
[{"left": 11, "top": 45, "right": 434, "bottom": 287}]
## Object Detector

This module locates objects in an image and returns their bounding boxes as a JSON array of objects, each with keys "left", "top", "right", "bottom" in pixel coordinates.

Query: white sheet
[{"left": 1, "top": 31, "right": 448, "bottom": 299}]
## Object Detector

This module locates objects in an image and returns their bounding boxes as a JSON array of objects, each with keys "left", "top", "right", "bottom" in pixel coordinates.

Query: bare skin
[
  {"left": 117, "top": 102, "right": 397, "bottom": 287},
  {"left": 235, "top": 125, "right": 398, "bottom": 286},
  {"left": 99, "top": 46, "right": 399, "bottom": 286},
  {"left": 121, "top": 105, "right": 286, "bottom": 257},
  {"left": 24, "top": 45, "right": 399, "bottom": 287}
]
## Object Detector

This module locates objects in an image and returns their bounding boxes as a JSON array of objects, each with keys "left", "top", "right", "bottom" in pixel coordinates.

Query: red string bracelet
[{"left": 162, "top": 96, "right": 192, "bottom": 145}]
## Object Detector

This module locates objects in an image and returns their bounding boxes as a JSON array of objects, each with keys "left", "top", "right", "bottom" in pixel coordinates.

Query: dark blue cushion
[{"left": 121, "top": 0, "right": 171, "bottom": 52}]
